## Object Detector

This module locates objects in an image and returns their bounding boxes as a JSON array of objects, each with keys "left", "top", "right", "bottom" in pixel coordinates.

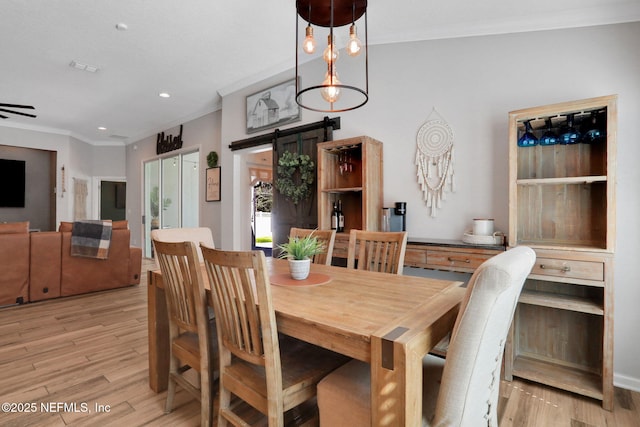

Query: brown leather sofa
[
  {"left": 0, "top": 221, "right": 142, "bottom": 306},
  {"left": 0, "top": 221, "right": 30, "bottom": 305}
]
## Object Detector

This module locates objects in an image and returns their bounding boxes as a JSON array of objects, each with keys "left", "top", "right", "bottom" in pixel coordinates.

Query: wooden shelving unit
[
  {"left": 504, "top": 95, "right": 617, "bottom": 410},
  {"left": 317, "top": 136, "right": 383, "bottom": 237}
]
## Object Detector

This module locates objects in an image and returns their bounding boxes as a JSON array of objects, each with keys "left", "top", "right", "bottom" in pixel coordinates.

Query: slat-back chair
[
  {"left": 346, "top": 230, "right": 408, "bottom": 275},
  {"left": 200, "top": 245, "right": 349, "bottom": 427},
  {"left": 289, "top": 227, "right": 336, "bottom": 266},
  {"left": 152, "top": 239, "right": 218, "bottom": 427}
]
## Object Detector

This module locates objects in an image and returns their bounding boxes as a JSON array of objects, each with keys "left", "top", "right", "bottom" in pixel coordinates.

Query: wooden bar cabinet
[{"left": 504, "top": 95, "right": 617, "bottom": 410}]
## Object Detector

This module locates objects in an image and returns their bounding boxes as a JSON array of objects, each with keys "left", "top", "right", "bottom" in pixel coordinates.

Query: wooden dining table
[{"left": 147, "top": 257, "right": 465, "bottom": 426}]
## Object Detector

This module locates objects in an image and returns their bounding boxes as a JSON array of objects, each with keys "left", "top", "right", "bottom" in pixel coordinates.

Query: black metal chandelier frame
[{"left": 295, "top": 0, "right": 369, "bottom": 113}]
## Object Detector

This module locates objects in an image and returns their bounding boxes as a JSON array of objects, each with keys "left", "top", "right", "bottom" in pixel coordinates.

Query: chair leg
[
  {"left": 165, "top": 355, "right": 179, "bottom": 414},
  {"left": 200, "top": 370, "right": 212, "bottom": 427},
  {"left": 165, "top": 375, "right": 176, "bottom": 414},
  {"left": 217, "top": 382, "right": 231, "bottom": 427}
]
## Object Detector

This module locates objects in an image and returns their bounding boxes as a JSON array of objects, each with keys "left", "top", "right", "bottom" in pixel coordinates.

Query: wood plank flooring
[{"left": 0, "top": 259, "right": 638, "bottom": 426}]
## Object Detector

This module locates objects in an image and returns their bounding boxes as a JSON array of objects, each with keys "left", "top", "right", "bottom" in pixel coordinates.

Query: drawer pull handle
[
  {"left": 448, "top": 257, "right": 471, "bottom": 264},
  {"left": 540, "top": 264, "right": 570, "bottom": 272}
]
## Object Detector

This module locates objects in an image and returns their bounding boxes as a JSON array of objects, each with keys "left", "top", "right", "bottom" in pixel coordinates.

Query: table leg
[
  {"left": 370, "top": 286, "right": 463, "bottom": 426},
  {"left": 147, "top": 271, "right": 169, "bottom": 392}
]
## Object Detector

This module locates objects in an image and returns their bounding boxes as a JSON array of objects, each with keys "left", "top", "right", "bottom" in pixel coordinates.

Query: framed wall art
[
  {"left": 206, "top": 167, "right": 221, "bottom": 202},
  {"left": 246, "top": 78, "right": 300, "bottom": 134}
]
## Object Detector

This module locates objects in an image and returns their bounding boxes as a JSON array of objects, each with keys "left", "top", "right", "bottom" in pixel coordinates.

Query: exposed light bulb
[
  {"left": 346, "top": 24, "right": 362, "bottom": 57},
  {"left": 302, "top": 24, "right": 316, "bottom": 54},
  {"left": 321, "top": 68, "right": 341, "bottom": 103},
  {"left": 323, "top": 35, "right": 339, "bottom": 64}
]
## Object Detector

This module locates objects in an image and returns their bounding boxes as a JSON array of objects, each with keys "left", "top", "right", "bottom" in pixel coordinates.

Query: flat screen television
[{"left": 0, "top": 159, "right": 26, "bottom": 207}]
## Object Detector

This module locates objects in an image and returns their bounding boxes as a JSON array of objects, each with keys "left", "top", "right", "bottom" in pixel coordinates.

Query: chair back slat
[
  {"left": 289, "top": 228, "right": 336, "bottom": 266},
  {"left": 348, "top": 230, "right": 408, "bottom": 275},
  {"left": 154, "top": 240, "right": 202, "bottom": 333},
  {"left": 202, "top": 247, "right": 275, "bottom": 367}
]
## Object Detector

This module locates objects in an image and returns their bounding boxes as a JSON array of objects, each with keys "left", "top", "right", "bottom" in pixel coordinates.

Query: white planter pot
[{"left": 288, "top": 258, "right": 311, "bottom": 280}]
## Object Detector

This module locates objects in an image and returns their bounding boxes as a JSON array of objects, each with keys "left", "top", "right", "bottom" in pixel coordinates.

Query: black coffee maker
[{"left": 389, "top": 202, "right": 406, "bottom": 232}]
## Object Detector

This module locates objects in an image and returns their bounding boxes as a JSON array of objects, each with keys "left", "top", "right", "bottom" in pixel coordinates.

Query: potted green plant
[
  {"left": 278, "top": 234, "right": 325, "bottom": 280},
  {"left": 149, "top": 186, "right": 172, "bottom": 228},
  {"left": 207, "top": 151, "right": 219, "bottom": 168}
]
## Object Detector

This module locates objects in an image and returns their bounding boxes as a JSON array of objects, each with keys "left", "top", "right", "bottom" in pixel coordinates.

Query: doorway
[
  {"left": 100, "top": 181, "right": 126, "bottom": 221},
  {"left": 143, "top": 150, "right": 199, "bottom": 258},
  {"left": 247, "top": 150, "right": 273, "bottom": 255}
]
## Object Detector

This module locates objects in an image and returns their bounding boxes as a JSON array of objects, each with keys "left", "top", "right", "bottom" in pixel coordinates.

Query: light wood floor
[{"left": 0, "top": 259, "right": 638, "bottom": 426}]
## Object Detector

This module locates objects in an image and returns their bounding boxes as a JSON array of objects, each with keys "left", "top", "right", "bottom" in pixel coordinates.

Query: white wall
[
  {"left": 0, "top": 128, "right": 127, "bottom": 226},
  {"left": 219, "top": 22, "right": 640, "bottom": 390}
]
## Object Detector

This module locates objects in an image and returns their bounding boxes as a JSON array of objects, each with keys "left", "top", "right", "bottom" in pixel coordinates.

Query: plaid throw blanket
[{"left": 70, "top": 220, "right": 112, "bottom": 259}]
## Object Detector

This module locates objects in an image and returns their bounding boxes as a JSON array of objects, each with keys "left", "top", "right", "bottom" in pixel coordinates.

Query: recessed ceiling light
[
  {"left": 159, "top": 92, "right": 171, "bottom": 98},
  {"left": 98, "top": 126, "right": 107, "bottom": 131},
  {"left": 115, "top": 23, "right": 128, "bottom": 31},
  {"left": 69, "top": 60, "right": 99, "bottom": 73}
]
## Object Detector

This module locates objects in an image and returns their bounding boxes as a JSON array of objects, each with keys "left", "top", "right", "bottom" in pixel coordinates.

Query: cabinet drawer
[
  {"left": 531, "top": 257, "right": 604, "bottom": 282},
  {"left": 405, "top": 246, "right": 427, "bottom": 267},
  {"left": 427, "top": 250, "right": 494, "bottom": 271}
]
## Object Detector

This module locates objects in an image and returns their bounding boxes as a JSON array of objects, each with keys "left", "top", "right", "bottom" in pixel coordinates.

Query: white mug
[{"left": 473, "top": 218, "right": 494, "bottom": 236}]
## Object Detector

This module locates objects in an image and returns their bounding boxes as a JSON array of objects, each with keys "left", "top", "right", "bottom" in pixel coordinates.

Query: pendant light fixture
[{"left": 296, "top": 0, "right": 368, "bottom": 112}]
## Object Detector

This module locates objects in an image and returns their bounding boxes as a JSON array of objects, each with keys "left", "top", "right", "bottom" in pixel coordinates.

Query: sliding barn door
[{"left": 272, "top": 127, "right": 332, "bottom": 256}]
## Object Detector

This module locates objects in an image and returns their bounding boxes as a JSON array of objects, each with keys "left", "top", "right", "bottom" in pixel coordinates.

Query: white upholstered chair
[
  {"left": 317, "top": 246, "right": 536, "bottom": 426},
  {"left": 151, "top": 227, "right": 214, "bottom": 263}
]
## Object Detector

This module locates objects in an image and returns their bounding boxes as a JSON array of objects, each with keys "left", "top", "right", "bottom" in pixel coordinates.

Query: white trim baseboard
[{"left": 614, "top": 373, "right": 640, "bottom": 393}]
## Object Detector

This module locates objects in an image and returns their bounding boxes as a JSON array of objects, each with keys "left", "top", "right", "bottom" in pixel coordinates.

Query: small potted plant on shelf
[{"left": 277, "top": 234, "right": 325, "bottom": 280}]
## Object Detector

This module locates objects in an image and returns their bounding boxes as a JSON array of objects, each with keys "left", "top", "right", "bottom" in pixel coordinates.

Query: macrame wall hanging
[{"left": 415, "top": 108, "right": 456, "bottom": 217}]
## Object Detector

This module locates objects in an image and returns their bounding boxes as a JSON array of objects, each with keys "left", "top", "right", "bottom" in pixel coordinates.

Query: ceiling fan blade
[
  {"left": 0, "top": 103, "right": 35, "bottom": 109},
  {"left": 0, "top": 108, "right": 37, "bottom": 118}
]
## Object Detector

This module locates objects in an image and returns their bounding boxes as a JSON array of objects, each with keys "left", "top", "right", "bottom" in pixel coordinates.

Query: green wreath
[{"left": 275, "top": 151, "right": 315, "bottom": 205}]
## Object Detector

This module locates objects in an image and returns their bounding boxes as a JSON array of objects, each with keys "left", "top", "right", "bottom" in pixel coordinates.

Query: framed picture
[
  {"left": 206, "top": 167, "right": 221, "bottom": 202},
  {"left": 246, "top": 78, "right": 300, "bottom": 134}
]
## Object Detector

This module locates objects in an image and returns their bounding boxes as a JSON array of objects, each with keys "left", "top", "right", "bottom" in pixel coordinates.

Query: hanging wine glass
[
  {"left": 338, "top": 151, "right": 352, "bottom": 176},
  {"left": 559, "top": 113, "right": 581, "bottom": 144},
  {"left": 539, "top": 117, "right": 559, "bottom": 146},
  {"left": 517, "top": 120, "right": 538, "bottom": 147},
  {"left": 581, "top": 110, "right": 605, "bottom": 144}
]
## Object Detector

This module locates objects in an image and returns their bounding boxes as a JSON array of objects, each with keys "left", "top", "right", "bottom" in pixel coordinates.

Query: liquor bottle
[
  {"left": 337, "top": 200, "right": 345, "bottom": 232},
  {"left": 331, "top": 202, "right": 339, "bottom": 230}
]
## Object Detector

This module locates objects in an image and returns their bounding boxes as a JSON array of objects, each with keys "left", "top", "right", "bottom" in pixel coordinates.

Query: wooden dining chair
[
  {"left": 316, "top": 246, "right": 536, "bottom": 426},
  {"left": 346, "top": 230, "right": 408, "bottom": 275},
  {"left": 289, "top": 227, "right": 336, "bottom": 265},
  {"left": 200, "top": 245, "right": 350, "bottom": 427},
  {"left": 152, "top": 239, "right": 218, "bottom": 427}
]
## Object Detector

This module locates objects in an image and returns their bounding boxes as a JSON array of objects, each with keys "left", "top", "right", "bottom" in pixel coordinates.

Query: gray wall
[
  {"left": 125, "top": 111, "right": 222, "bottom": 248},
  {"left": 0, "top": 145, "right": 52, "bottom": 230},
  {"left": 219, "top": 22, "right": 640, "bottom": 391},
  {"left": 0, "top": 127, "right": 126, "bottom": 227}
]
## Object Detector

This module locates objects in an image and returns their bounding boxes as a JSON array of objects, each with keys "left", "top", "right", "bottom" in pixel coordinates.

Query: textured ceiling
[{"left": 1, "top": 0, "right": 639, "bottom": 145}]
